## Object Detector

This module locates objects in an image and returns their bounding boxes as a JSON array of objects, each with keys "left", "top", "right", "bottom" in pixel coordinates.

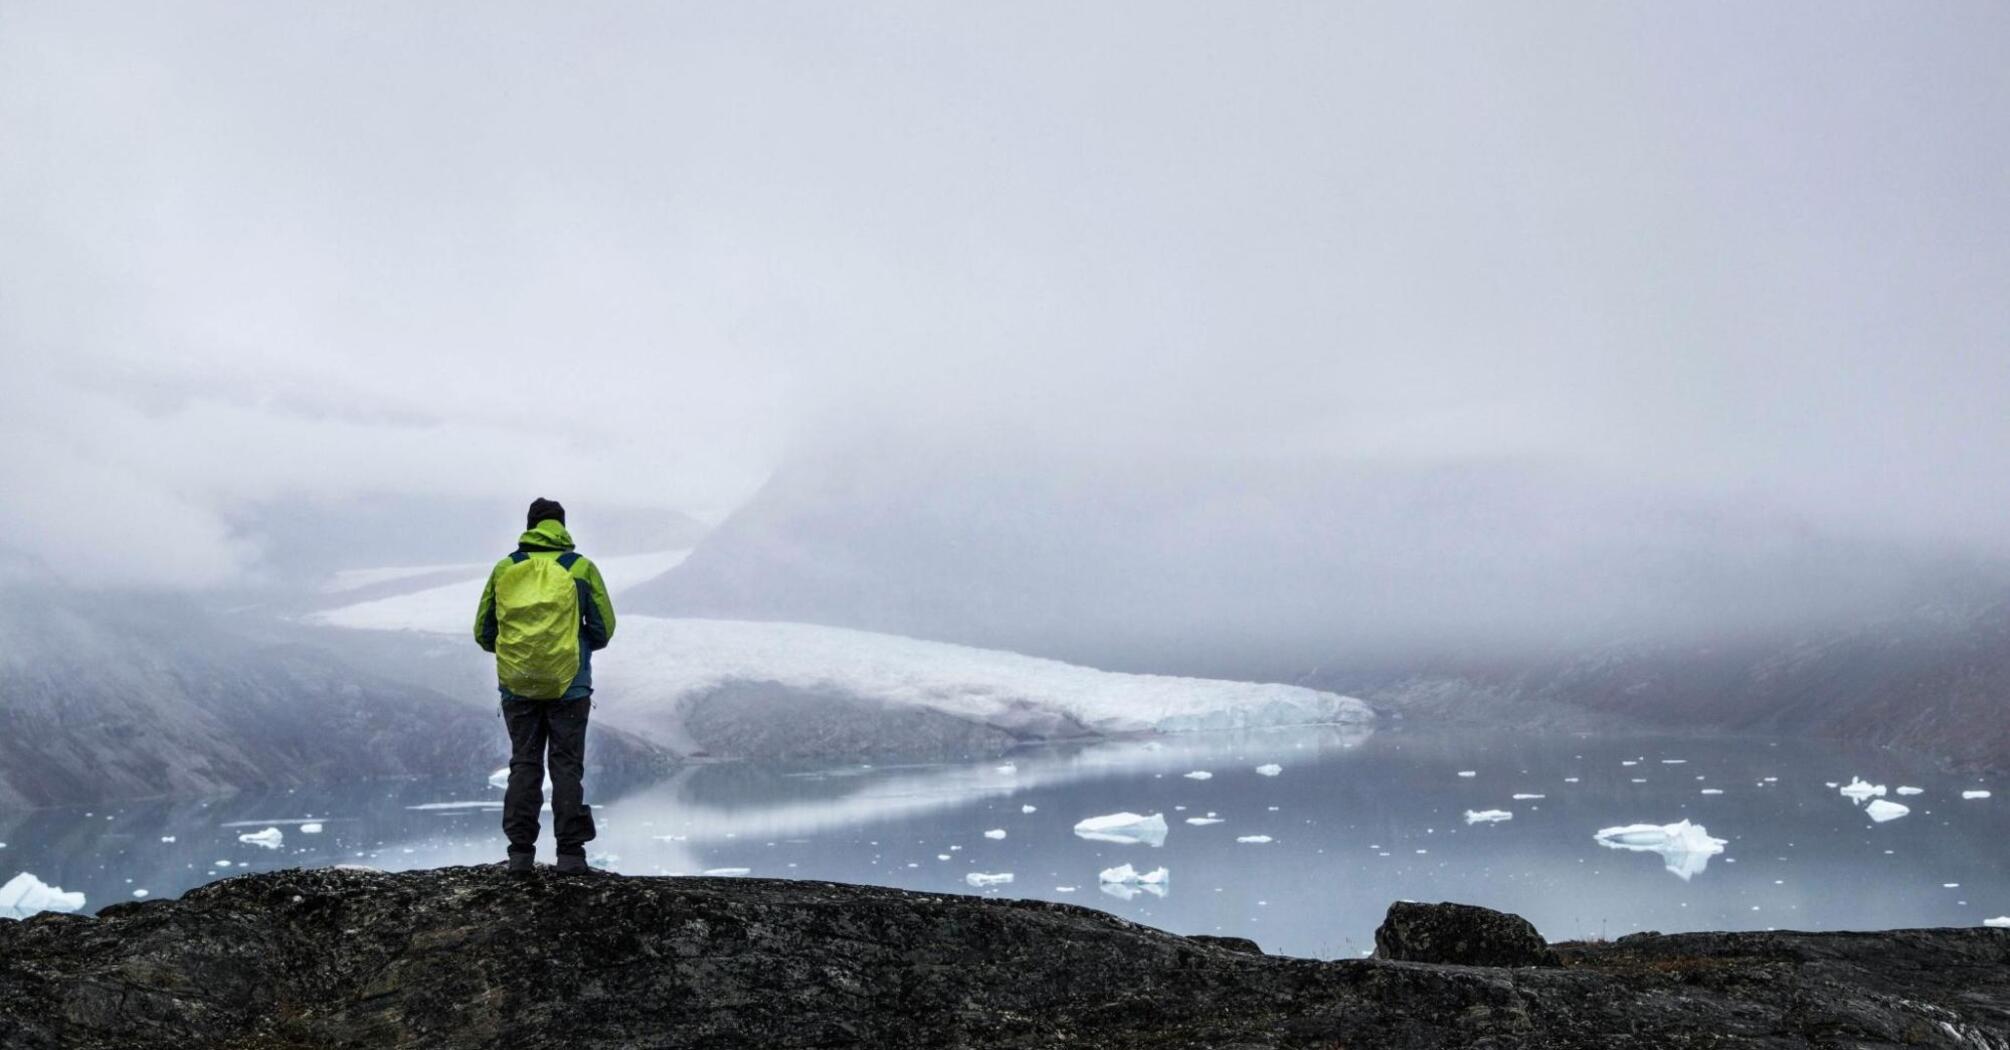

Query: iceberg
[
  {"left": 1098, "top": 863, "right": 1169, "bottom": 885},
  {"left": 982, "top": 828, "right": 1007, "bottom": 840},
  {"left": 1986, "top": 917, "right": 2010, "bottom": 928},
  {"left": 1456, "top": 770, "right": 1477, "bottom": 778},
  {"left": 488, "top": 767, "right": 510, "bottom": 790},
  {"left": 1099, "top": 881, "right": 1167, "bottom": 901},
  {"left": 1020, "top": 805, "right": 1037, "bottom": 814},
  {"left": 1254, "top": 764, "right": 1283, "bottom": 777},
  {"left": 964, "top": 872, "right": 1014, "bottom": 887},
  {"left": 1964, "top": 790, "right": 1992, "bottom": 800},
  {"left": 1464, "top": 809, "right": 1512, "bottom": 824},
  {"left": 1594, "top": 820, "right": 1728, "bottom": 881},
  {"left": 1839, "top": 777, "right": 1887, "bottom": 802},
  {"left": 1511, "top": 793, "right": 1545, "bottom": 800},
  {"left": 702, "top": 867, "right": 751, "bottom": 876},
  {"left": 1865, "top": 799, "right": 1910, "bottom": 823},
  {"left": 1073, "top": 812, "right": 1169, "bottom": 847},
  {"left": 1235, "top": 835, "right": 1274, "bottom": 843},
  {"left": 1184, "top": 816, "right": 1223, "bottom": 826},
  {"left": 237, "top": 827, "right": 285, "bottom": 850},
  {"left": 0, "top": 872, "right": 85, "bottom": 919},
  {"left": 299, "top": 823, "right": 324, "bottom": 834},
  {"left": 1896, "top": 786, "right": 1924, "bottom": 796},
  {"left": 1183, "top": 771, "right": 1213, "bottom": 780}
]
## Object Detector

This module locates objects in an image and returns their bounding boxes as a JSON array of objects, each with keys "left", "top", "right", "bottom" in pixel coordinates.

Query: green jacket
[{"left": 474, "top": 520, "right": 616, "bottom": 701}]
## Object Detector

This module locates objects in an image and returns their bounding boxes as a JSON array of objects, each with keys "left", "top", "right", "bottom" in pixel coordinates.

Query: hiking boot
[
  {"left": 506, "top": 852, "right": 535, "bottom": 875},
  {"left": 555, "top": 852, "right": 590, "bottom": 875}
]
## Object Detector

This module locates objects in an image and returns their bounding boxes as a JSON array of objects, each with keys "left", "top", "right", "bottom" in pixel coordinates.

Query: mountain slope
[{"left": 0, "top": 589, "right": 670, "bottom": 808}]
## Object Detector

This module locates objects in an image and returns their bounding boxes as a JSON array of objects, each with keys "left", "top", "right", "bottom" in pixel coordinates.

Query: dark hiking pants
[{"left": 500, "top": 696, "right": 596, "bottom": 857}]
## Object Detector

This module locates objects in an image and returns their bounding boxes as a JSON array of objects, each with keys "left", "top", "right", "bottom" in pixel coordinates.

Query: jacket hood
[{"left": 517, "top": 519, "right": 576, "bottom": 551}]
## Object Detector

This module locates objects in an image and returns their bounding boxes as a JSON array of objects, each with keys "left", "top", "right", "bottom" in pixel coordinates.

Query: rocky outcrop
[
  {"left": 1374, "top": 900, "right": 1560, "bottom": 967},
  {"left": 2, "top": 867, "right": 2007, "bottom": 1048}
]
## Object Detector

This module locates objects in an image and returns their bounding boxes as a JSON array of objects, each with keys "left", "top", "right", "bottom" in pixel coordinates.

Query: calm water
[{"left": 3, "top": 726, "right": 2003, "bottom": 958}]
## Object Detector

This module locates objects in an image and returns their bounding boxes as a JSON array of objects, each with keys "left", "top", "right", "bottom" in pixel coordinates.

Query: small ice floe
[
  {"left": 1464, "top": 809, "right": 1513, "bottom": 824},
  {"left": 1700, "top": 789, "right": 1725, "bottom": 796},
  {"left": 1255, "top": 764, "right": 1283, "bottom": 777},
  {"left": 1896, "top": 786, "right": 1924, "bottom": 796},
  {"left": 299, "top": 823, "right": 324, "bottom": 834},
  {"left": 1055, "top": 885, "right": 1077, "bottom": 893},
  {"left": 1511, "top": 793, "right": 1546, "bottom": 800},
  {"left": 1839, "top": 777, "right": 1887, "bottom": 802},
  {"left": 983, "top": 828, "right": 1008, "bottom": 840},
  {"left": 702, "top": 867, "right": 751, "bottom": 876},
  {"left": 1865, "top": 799, "right": 1910, "bottom": 823},
  {"left": 1098, "top": 863, "right": 1169, "bottom": 885},
  {"left": 1456, "top": 770, "right": 1477, "bottom": 778},
  {"left": 487, "top": 767, "right": 510, "bottom": 790},
  {"left": 1073, "top": 812, "right": 1169, "bottom": 847},
  {"left": 1661, "top": 759, "right": 1687, "bottom": 765},
  {"left": 1622, "top": 761, "right": 1639, "bottom": 767},
  {"left": 1593, "top": 821, "right": 1728, "bottom": 881},
  {"left": 1985, "top": 916, "right": 2010, "bottom": 928},
  {"left": 965, "top": 872, "right": 1014, "bottom": 888},
  {"left": 1563, "top": 777, "right": 1580, "bottom": 784},
  {"left": 1963, "top": 790, "right": 1992, "bottom": 800},
  {"left": 1183, "top": 771, "right": 1213, "bottom": 780},
  {"left": 1184, "top": 817, "right": 1224, "bottom": 826},
  {"left": 160, "top": 836, "right": 176, "bottom": 843},
  {"left": 131, "top": 889, "right": 149, "bottom": 898},
  {"left": 0, "top": 873, "right": 86, "bottom": 919},
  {"left": 1235, "top": 835, "right": 1274, "bottom": 844},
  {"left": 237, "top": 827, "right": 284, "bottom": 850},
  {"left": 1020, "top": 804, "right": 1037, "bottom": 814}
]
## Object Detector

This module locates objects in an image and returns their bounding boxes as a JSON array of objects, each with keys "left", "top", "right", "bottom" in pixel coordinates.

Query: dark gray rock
[
  {"left": 2, "top": 867, "right": 2007, "bottom": 1049},
  {"left": 1374, "top": 900, "right": 1562, "bottom": 967}
]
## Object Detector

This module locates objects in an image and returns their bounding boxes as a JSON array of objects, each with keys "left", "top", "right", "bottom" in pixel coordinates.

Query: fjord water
[{"left": 3, "top": 727, "right": 2003, "bottom": 958}]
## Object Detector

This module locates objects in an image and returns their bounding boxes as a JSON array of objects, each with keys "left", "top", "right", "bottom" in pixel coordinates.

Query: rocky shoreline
[{"left": 2, "top": 866, "right": 2006, "bottom": 1048}]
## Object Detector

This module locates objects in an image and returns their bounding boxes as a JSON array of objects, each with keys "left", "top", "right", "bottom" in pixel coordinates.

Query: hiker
[{"left": 474, "top": 497, "right": 617, "bottom": 874}]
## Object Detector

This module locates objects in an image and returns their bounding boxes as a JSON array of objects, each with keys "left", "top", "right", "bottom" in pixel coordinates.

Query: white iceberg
[
  {"left": 299, "top": 823, "right": 324, "bottom": 834},
  {"left": 1073, "top": 812, "right": 1169, "bottom": 847},
  {"left": 1464, "top": 809, "right": 1513, "bottom": 824},
  {"left": 0, "top": 872, "right": 86, "bottom": 919},
  {"left": 1964, "top": 790, "right": 1992, "bottom": 800},
  {"left": 1235, "top": 835, "right": 1274, "bottom": 843},
  {"left": 1700, "top": 789, "right": 1724, "bottom": 796},
  {"left": 964, "top": 872, "right": 1014, "bottom": 887},
  {"left": 1183, "top": 771, "right": 1213, "bottom": 780},
  {"left": 488, "top": 767, "right": 510, "bottom": 790},
  {"left": 1184, "top": 817, "right": 1224, "bottom": 826},
  {"left": 1456, "top": 770, "right": 1477, "bottom": 778},
  {"left": 1985, "top": 916, "right": 2010, "bottom": 928},
  {"left": 982, "top": 828, "right": 1007, "bottom": 840},
  {"left": 1511, "top": 793, "right": 1545, "bottom": 800},
  {"left": 237, "top": 827, "right": 285, "bottom": 850},
  {"left": 1099, "top": 881, "right": 1167, "bottom": 901},
  {"left": 1255, "top": 764, "right": 1283, "bottom": 777},
  {"left": 1865, "top": 799, "right": 1910, "bottom": 823},
  {"left": 1896, "top": 786, "right": 1924, "bottom": 796},
  {"left": 1594, "top": 820, "right": 1728, "bottom": 881},
  {"left": 1098, "top": 863, "right": 1169, "bottom": 885},
  {"left": 1020, "top": 805, "right": 1037, "bottom": 814},
  {"left": 1839, "top": 777, "right": 1887, "bottom": 802},
  {"left": 702, "top": 867, "right": 751, "bottom": 876}
]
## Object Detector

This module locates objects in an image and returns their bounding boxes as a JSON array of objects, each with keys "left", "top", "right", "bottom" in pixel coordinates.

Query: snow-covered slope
[{"left": 308, "top": 549, "right": 690, "bottom": 633}]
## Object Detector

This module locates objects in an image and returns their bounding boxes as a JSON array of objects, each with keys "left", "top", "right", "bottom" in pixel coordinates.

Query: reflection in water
[{"left": 3, "top": 724, "right": 2008, "bottom": 959}]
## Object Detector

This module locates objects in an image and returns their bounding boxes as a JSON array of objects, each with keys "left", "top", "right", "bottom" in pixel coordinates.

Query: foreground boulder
[
  {"left": 1, "top": 867, "right": 2007, "bottom": 1048},
  {"left": 1374, "top": 900, "right": 1561, "bottom": 967}
]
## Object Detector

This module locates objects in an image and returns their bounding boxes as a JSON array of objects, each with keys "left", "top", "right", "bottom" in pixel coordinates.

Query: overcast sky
[{"left": 3, "top": 2, "right": 2007, "bottom": 588}]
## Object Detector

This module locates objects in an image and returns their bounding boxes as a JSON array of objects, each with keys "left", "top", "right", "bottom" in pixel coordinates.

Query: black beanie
[{"left": 526, "top": 497, "right": 566, "bottom": 529}]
